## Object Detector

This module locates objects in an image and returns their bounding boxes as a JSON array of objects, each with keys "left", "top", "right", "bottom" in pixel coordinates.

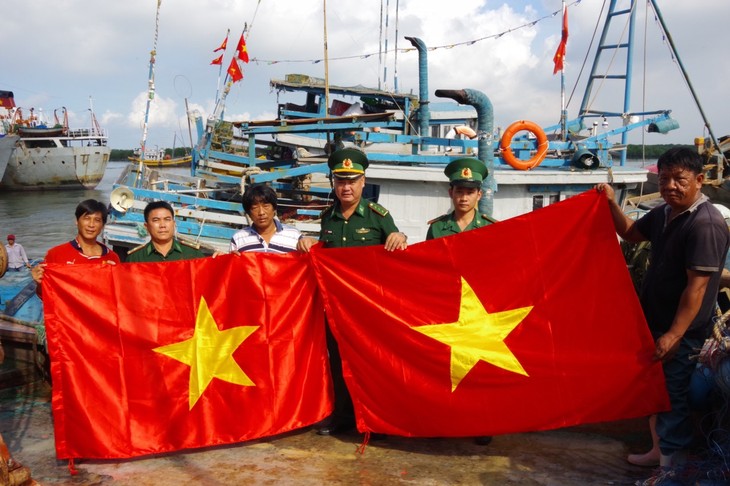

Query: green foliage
[
  {"left": 625, "top": 144, "right": 694, "bottom": 159},
  {"left": 110, "top": 149, "right": 135, "bottom": 161}
]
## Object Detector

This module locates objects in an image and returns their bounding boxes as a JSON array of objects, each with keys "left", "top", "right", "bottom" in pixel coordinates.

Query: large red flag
[
  {"left": 227, "top": 57, "right": 243, "bottom": 83},
  {"left": 43, "top": 253, "right": 331, "bottom": 459},
  {"left": 236, "top": 34, "right": 250, "bottom": 63},
  {"left": 309, "top": 190, "right": 669, "bottom": 437},
  {"left": 553, "top": 5, "right": 569, "bottom": 74}
]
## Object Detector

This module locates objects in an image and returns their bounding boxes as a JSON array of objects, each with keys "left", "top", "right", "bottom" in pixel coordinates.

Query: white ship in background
[{"left": 0, "top": 91, "right": 110, "bottom": 191}]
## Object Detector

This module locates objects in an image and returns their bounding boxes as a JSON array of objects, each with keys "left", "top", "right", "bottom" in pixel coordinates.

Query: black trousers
[{"left": 325, "top": 321, "right": 355, "bottom": 427}]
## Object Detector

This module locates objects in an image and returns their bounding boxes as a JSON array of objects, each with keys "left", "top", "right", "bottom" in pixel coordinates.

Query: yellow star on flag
[
  {"left": 154, "top": 296, "right": 259, "bottom": 410},
  {"left": 412, "top": 277, "right": 533, "bottom": 392}
]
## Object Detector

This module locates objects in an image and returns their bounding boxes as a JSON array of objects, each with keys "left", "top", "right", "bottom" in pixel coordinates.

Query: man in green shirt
[
  {"left": 426, "top": 157, "right": 495, "bottom": 240},
  {"left": 426, "top": 157, "right": 495, "bottom": 446},
  {"left": 125, "top": 201, "right": 205, "bottom": 263},
  {"left": 298, "top": 147, "right": 407, "bottom": 437}
]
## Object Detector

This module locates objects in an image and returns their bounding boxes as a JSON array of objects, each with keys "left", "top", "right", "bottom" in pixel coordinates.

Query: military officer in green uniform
[
  {"left": 427, "top": 157, "right": 496, "bottom": 446},
  {"left": 298, "top": 147, "right": 407, "bottom": 437},
  {"left": 298, "top": 147, "right": 408, "bottom": 252},
  {"left": 426, "top": 157, "right": 496, "bottom": 240},
  {"left": 125, "top": 200, "right": 205, "bottom": 263}
]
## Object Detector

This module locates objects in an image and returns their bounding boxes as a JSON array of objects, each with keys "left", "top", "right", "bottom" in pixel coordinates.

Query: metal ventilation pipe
[{"left": 404, "top": 37, "right": 430, "bottom": 142}]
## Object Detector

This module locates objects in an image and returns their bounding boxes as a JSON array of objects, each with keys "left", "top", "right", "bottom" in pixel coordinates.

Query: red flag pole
[
  {"left": 213, "top": 24, "right": 248, "bottom": 121},
  {"left": 557, "top": 1, "right": 568, "bottom": 140},
  {"left": 213, "top": 29, "right": 230, "bottom": 106}
]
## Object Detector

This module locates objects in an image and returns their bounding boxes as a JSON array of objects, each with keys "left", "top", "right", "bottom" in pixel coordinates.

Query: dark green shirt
[
  {"left": 426, "top": 209, "right": 495, "bottom": 240},
  {"left": 125, "top": 239, "right": 205, "bottom": 263},
  {"left": 319, "top": 199, "right": 399, "bottom": 248}
]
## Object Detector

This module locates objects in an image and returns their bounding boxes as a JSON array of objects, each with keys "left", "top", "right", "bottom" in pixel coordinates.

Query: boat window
[
  {"left": 23, "top": 139, "right": 57, "bottom": 149},
  {"left": 533, "top": 193, "right": 561, "bottom": 211},
  {"left": 363, "top": 183, "right": 380, "bottom": 204},
  {"left": 532, "top": 195, "right": 544, "bottom": 210}
]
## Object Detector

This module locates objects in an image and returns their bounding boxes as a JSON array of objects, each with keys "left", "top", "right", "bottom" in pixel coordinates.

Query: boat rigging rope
[{"left": 244, "top": 0, "right": 262, "bottom": 38}]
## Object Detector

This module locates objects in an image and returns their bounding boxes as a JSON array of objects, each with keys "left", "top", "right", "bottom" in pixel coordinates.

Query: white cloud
[{"left": 1, "top": 0, "right": 728, "bottom": 149}]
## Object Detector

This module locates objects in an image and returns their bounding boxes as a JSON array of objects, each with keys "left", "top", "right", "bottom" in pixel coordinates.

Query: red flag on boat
[
  {"left": 553, "top": 5, "right": 569, "bottom": 74},
  {"left": 236, "top": 34, "right": 250, "bottom": 63},
  {"left": 210, "top": 53, "right": 223, "bottom": 66},
  {"left": 43, "top": 253, "right": 331, "bottom": 459},
  {"left": 213, "top": 33, "right": 228, "bottom": 52},
  {"left": 0, "top": 90, "right": 15, "bottom": 109},
  {"left": 309, "top": 190, "right": 669, "bottom": 437},
  {"left": 227, "top": 57, "right": 244, "bottom": 82}
]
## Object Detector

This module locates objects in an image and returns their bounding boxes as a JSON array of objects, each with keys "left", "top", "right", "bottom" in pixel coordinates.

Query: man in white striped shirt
[{"left": 229, "top": 184, "right": 301, "bottom": 254}]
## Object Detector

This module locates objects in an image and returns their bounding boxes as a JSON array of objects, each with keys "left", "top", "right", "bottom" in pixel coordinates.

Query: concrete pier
[{"left": 0, "top": 379, "right": 662, "bottom": 485}]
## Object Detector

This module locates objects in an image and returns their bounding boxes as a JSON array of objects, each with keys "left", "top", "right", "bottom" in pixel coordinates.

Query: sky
[{"left": 1, "top": 0, "right": 728, "bottom": 151}]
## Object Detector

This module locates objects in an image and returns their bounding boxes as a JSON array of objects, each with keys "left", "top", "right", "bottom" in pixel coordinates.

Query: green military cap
[
  {"left": 444, "top": 157, "right": 488, "bottom": 188},
  {"left": 328, "top": 147, "right": 369, "bottom": 179}
]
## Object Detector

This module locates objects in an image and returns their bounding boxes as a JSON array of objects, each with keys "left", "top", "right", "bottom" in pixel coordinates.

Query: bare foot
[{"left": 627, "top": 448, "right": 660, "bottom": 467}]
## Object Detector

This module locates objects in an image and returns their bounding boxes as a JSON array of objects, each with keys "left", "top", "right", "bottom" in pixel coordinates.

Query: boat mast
[
  {"left": 394, "top": 0, "right": 399, "bottom": 93},
  {"left": 558, "top": 0, "right": 567, "bottom": 140},
  {"left": 323, "top": 0, "right": 330, "bottom": 116},
  {"left": 382, "top": 0, "right": 390, "bottom": 90},
  {"left": 577, "top": 0, "right": 636, "bottom": 166},
  {"left": 139, "top": 0, "right": 163, "bottom": 178},
  {"left": 648, "top": 0, "right": 727, "bottom": 172}
]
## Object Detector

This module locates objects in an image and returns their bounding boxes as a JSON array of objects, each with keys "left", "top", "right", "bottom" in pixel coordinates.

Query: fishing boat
[
  {"left": 103, "top": 0, "right": 690, "bottom": 257},
  {"left": 0, "top": 134, "right": 14, "bottom": 182},
  {"left": 0, "top": 262, "right": 46, "bottom": 386},
  {"left": 130, "top": 2, "right": 194, "bottom": 173},
  {"left": 0, "top": 101, "right": 111, "bottom": 191},
  {"left": 128, "top": 147, "right": 192, "bottom": 168}
]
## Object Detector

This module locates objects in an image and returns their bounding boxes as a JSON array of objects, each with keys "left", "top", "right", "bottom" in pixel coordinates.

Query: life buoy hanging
[{"left": 499, "top": 120, "right": 548, "bottom": 170}]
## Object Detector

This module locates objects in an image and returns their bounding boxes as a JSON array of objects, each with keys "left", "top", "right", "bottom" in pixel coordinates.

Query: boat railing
[{"left": 66, "top": 127, "right": 108, "bottom": 139}]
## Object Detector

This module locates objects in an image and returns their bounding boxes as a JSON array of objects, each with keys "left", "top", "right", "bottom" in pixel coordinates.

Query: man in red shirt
[{"left": 31, "top": 199, "right": 119, "bottom": 296}]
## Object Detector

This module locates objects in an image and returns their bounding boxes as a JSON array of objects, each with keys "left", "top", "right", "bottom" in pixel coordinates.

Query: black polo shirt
[{"left": 636, "top": 195, "right": 729, "bottom": 338}]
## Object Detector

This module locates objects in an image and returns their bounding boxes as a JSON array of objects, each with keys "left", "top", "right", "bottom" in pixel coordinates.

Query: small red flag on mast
[
  {"left": 210, "top": 54, "right": 223, "bottom": 66},
  {"left": 553, "top": 6, "right": 569, "bottom": 74},
  {"left": 213, "top": 34, "right": 228, "bottom": 53},
  {"left": 236, "top": 34, "right": 250, "bottom": 63},
  {"left": 227, "top": 57, "right": 243, "bottom": 82}
]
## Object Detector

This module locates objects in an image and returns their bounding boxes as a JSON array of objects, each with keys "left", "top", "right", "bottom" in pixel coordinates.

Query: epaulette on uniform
[
  {"left": 126, "top": 243, "right": 147, "bottom": 255},
  {"left": 481, "top": 213, "right": 499, "bottom": 224},
  {"left": 367, "top": 202, "right": 389, "bottom": 217},
  {"left": 427, "top": 213, "right": 449, "bottom": 226}
]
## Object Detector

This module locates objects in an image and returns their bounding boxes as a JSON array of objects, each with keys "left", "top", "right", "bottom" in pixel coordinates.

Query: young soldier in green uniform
[
  {"left": 426, "top": 157, "right": 496, "bottom": 240},
  {"left": 427, "top": 157, "right": 495, "bottom": 446},
  {"left": 298, "top": 147, "right": 407, "bottom": 437},
  {"left": 125, "top": 201, "right": 205, "bottom": 263}
]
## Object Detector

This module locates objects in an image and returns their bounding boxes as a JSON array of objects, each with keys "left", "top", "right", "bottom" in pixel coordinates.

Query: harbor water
[{"left": 0, "top": 161, "right": 128, "bottom": 260}]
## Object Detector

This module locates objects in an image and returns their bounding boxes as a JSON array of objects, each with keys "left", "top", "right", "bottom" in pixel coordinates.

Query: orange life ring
[{"left": 500, "top": 120, "right": 548, "bottom": 170}]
